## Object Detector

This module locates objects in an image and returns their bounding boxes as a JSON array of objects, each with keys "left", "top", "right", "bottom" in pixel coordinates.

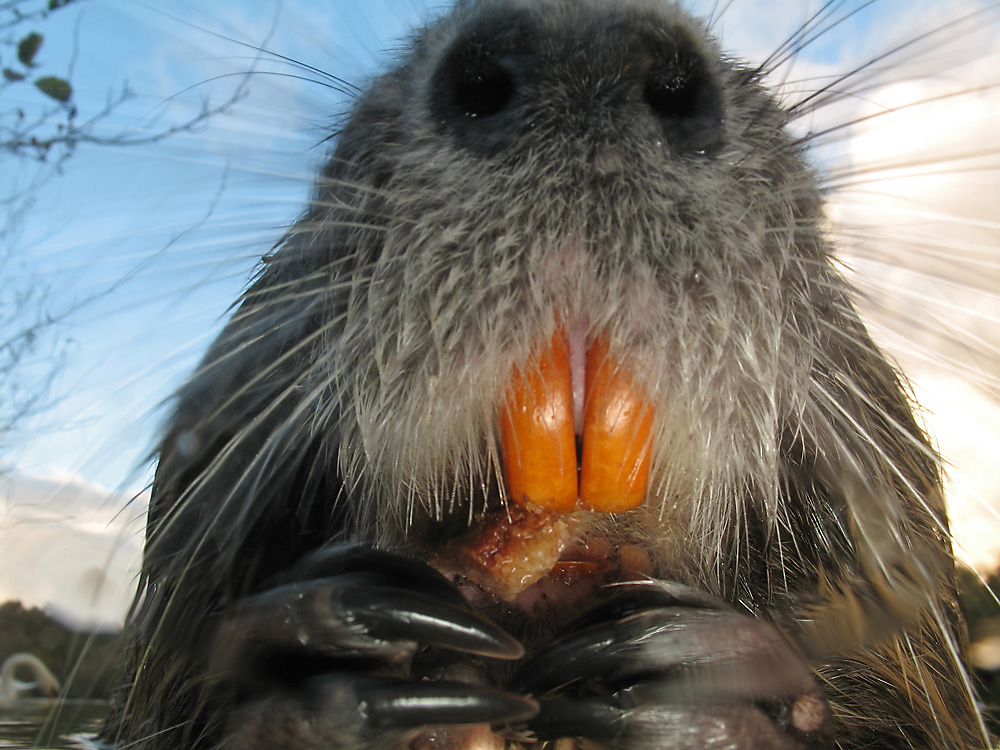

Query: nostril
[
  {"left": 450, "top": 46, "right": 515, "bottom": 119},
  {"left": 430, "top": 21, "right": 532, "bottom": 152},
  {"left": 644, "top": 60, "right": 701, "bottom": 120},
  {"left": 637, "top": 37, "right": 725, "bottom": 155}
]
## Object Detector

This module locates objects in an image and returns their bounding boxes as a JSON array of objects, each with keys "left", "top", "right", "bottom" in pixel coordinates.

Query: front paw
[
  {"left": 507, "top": 581, "right": 831, "bottom": 749},
  {"left": 209, "top": 544, "right": 537, "bottom": 749}
]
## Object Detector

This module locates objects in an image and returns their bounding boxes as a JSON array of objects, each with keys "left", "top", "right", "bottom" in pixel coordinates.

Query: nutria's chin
[{"left": 103, "top": 1, "right": 990, "bottom": 748}]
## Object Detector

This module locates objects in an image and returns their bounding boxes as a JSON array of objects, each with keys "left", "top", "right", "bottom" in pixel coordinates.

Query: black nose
[{"left": 428, "top": 3, "right": 726, "bottom": 157}]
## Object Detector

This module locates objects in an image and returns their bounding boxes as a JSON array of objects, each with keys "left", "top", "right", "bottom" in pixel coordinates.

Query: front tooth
[
  {"left": 579, "top": 336, "right": 654, "bottom": 513},
  {"left": 498, "top": 329, "right": 579, "bottom": 513}
]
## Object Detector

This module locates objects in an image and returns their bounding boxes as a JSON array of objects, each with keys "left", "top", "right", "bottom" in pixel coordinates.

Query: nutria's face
[
  {"left": 308, "top": 0, "right": 853, "bottom": 620},
  {"left": 116, "top": 3, "right": 985, "bottom": 749}
]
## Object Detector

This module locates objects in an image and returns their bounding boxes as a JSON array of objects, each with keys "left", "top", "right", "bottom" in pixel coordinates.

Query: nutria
[{"left": 102, "top": 1, "right": 993, "bottom": 748}]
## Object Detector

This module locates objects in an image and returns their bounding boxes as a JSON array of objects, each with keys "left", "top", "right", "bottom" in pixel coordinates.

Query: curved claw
[
  {"left": 514, "top": 605, "right": 821, "bottom": 704},
  {"left": 508, "top": 595, "right": 832, "bottom": 749},
  {"left": 512, "top": 584, "right": 741, "bottom": 696},
  {"left": 518, "top": 697, "right": 826, "bottom": 750},
  {"left": 359, "top": 679, "right": 538, "bottom": 730},
  {"left": 511, "top": 608, "right": 684, "bottom": 694},
  {"left": 562, "top": 581, "right": 728, "bottom": 635},
  {"left": 277, "top": 543, "right": 466, "bottom": 606},
  {"left": 502, "top": 696, "right": 625, "bottom": 743},
  {"left": 343, "top": 585, "right": 524, "bottom": 659},
  {"left": 225, "top": 676, "right": 538, "bottom": 750},
  {"left": 212, "top": 578, "right": 522, "bottom": 680}
]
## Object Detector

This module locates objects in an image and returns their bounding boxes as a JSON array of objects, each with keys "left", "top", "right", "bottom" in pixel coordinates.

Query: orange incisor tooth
[
  {"left": 498, "top": 330, "right": 579, "bottom": 513},
  {"left": 580, "top": 336, "right": 654, "bottom": 513}
]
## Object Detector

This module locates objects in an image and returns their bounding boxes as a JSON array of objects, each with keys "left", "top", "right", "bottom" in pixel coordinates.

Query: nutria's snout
[{"left": 428, "top": 3, "right": 726, "bottom": 157}]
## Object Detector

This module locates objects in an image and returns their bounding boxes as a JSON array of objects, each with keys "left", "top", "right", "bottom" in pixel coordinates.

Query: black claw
[
  {"left": 566, "top": 582, "right": 726, "bottom": 634},
  {"left": 511, "top": 609, "right": 674, "bottom": 693},
  {"left": 279, "top": 543, "right": 465, "bottom": 605},
  {"left": 343, "top": 586, "right": 524, "bottom": 659},
  {"left": 513, "top": 696, "right": 625, "bottom": 743},
  {"left": 214, "top": 542, "right": 524, "bottom": 665},
  {"left": 512, "top": 585, "right": 736, "bottom": 695},
  {"left": 358, "top": 680, "right": 539, "bottom": 731}
]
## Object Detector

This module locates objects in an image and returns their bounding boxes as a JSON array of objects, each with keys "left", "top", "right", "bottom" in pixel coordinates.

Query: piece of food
[
  {"left": 498, "top": 330, "right": 579, "bottom": 513},
  {"left": 435, "top": 504, "right": 573, "bottom": 602},
  {"left": 580, "top": 336, "right": 654, "bottom": 513}
]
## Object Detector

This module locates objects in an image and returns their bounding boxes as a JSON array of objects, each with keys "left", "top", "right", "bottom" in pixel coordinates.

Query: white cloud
[
  {"left": 0, "top": 472, "right": 146, "bottom": 631},
  {"left": 826, "top": 11, "right": 1000, "bottom": 571},
  {"left": 916, "top": 377, "right": 1000, "bottom": 572}
]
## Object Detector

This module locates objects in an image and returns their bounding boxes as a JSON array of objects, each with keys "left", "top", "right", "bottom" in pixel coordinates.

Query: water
[{"left": 0, "top": 702, "right": 107, "bottom": 750}]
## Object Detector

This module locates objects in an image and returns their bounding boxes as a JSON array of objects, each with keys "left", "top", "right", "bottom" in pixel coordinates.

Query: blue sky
[
  {"left": 3, "top": 0, "right": 925, "bottom": 486},
  {"left": 2, "top": 0, "right": 999, "bottom": 627},
  {"left": 5, "top": 2, "right": 416, "bottom": 479}
]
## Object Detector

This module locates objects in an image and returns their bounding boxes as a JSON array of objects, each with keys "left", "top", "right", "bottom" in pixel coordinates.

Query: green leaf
[
  {"left": 18, "top": 33, "right": 44, "bottom": 67},
  {"left": 34, "top": 76, "right": 72, "bottom": 103},
  {"left": 3, "top": 68, "right": 26, "bottom": 82},
  {"left": 49, "top": 0, "right": 75, "bottom": 8}
]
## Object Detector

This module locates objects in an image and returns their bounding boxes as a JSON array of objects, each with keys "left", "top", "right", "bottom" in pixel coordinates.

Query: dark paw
[
  {"left": 210, "top": 544, "right": 537, "bottom": 749},
  {"left": 505, "top": 581, "right": 832, "bottom": 750}
]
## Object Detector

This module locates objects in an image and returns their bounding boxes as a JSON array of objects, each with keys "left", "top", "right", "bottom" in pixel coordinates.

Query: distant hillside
[{"left": 0, "top": 600, "right": 123, "bottom": 700}]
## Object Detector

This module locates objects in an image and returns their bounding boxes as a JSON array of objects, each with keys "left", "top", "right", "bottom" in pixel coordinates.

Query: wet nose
[{"left": 429, "top": 7, "right": 725, "bottom": 156}]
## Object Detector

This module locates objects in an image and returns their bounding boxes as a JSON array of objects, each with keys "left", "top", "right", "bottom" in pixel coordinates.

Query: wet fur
[{"left": 104, "top": 1, "right": 994, "bottom": 748}]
